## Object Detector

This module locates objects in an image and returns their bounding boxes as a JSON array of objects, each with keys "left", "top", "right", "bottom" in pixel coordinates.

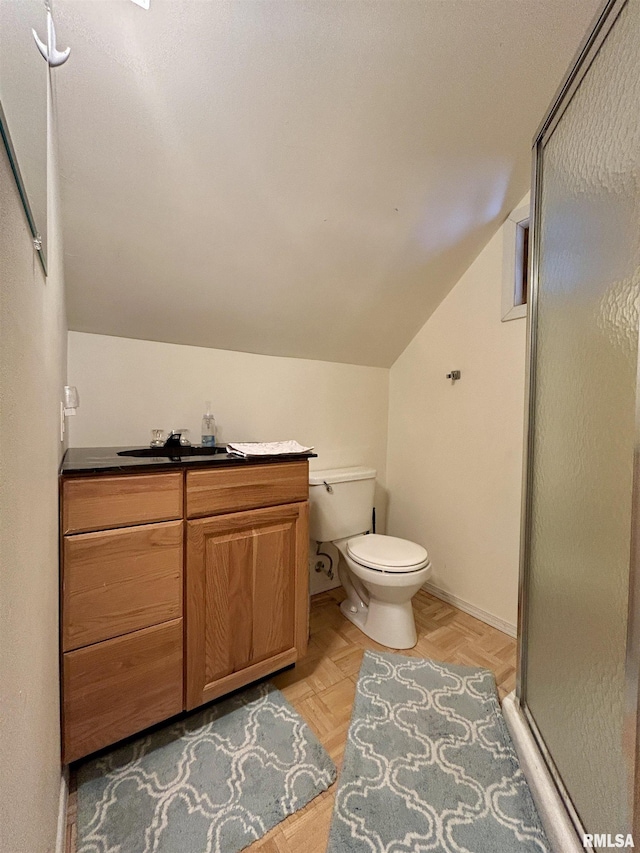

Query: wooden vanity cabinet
[{"left": 60, "top": 460, "right": 309, "bottom": 763}]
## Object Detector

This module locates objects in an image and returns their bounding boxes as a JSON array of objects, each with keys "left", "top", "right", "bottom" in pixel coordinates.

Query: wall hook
[
  {"left": 446, "top": 370, "right": 461, "bottom": 382},
  {"left": 32, "top": 9, "right": 70, "bottom": 67}
]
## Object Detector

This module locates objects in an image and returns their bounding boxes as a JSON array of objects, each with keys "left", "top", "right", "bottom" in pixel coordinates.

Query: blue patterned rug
[
  {"left": 327, "top": 651, "right": 550, "bottom": 853},
  {"left": 76, "top": 682, "right": 336, "bottom": 853}
]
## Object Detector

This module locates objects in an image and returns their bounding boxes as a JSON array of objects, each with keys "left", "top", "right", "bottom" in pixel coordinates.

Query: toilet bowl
[
  {"left": 336, "top": 534, "right": 431, "bottom": 649},
  {"left": 308, "top": 466, "right": 431, "bottom": 649}
]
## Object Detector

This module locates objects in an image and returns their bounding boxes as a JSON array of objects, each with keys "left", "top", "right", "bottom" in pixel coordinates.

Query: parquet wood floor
[{"left": 65, "top": 587, "right": 516, "bottom": 853}]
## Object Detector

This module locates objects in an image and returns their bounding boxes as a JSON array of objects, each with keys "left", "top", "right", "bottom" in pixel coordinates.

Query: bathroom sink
[{"left": 117, "top": 446, "right": 228, "bottom": 458}]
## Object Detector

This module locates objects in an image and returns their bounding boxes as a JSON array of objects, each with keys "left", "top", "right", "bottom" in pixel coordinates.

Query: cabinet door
[{"left": 186, "top": 502, "right": 308, "bottom": 709}]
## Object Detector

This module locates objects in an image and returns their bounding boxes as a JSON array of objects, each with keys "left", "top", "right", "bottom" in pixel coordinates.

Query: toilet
[{"left": 309, "top": 466, "right": 431, "bottom": 649}]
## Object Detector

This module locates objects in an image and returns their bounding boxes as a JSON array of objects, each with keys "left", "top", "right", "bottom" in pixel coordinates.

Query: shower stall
[{"left": 512, "top": 0, "right": 640, "bottom": 847}]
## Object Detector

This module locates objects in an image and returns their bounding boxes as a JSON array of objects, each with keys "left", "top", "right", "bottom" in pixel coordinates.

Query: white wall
[
  {"left": 386, "top": 199, "right": 529, "bottom": 631},
  {"left": 67, "top": 330, "right": 389, "bottom": 492},
  {"left": 0, "top": 95, "right": 67, "bottom": 851}
]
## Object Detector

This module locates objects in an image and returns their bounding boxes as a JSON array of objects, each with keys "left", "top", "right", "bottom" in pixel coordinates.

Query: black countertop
[{"left": 61, "top": 447, "right": 317, "bottom": 476}]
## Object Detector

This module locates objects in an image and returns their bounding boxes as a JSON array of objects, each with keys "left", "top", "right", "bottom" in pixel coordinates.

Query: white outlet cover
[{"left": 130, "top": 0, "right": 150, "bottom": 9}]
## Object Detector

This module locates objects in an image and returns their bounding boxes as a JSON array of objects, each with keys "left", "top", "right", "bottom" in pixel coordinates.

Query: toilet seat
[{"left": 346, "top": 534, "right": 429, "bottom": 573}]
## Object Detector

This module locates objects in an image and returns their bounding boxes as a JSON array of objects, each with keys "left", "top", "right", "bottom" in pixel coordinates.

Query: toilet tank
[{"left": 308, "top": 466, "right": 376, "bottom": 542}]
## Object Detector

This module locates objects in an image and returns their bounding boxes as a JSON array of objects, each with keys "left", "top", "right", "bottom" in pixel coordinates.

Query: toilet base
[{"left": 340, "top": 597, "right": 418, "bottom": 650}]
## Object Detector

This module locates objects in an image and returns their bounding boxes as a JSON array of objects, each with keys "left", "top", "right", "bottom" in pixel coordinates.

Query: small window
[
  {"left": 515, "top": 219, "right": 529, "bottom": 306},
  {"left": 502, "top": 203, "right": 530, "bottom": 322}
]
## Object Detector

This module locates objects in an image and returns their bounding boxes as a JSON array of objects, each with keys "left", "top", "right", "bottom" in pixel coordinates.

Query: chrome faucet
[{"left": 164, "top": 430, "right": 191, "bottom": 447}]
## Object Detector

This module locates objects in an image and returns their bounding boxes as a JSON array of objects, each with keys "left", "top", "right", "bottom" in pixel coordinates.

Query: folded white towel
[{"left": 226, "top": 440, "right": 314, "bottom": 457}]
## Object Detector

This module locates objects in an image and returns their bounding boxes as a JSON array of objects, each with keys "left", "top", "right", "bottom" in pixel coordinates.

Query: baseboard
[
  {"left": 422, "top": 581, "right": 517, "bottom": 638},
  {"left": 55, "top": 767, "right": 69, "bottom": 853},
  {"left": 502, "top": 693, "right": 584, "bottom": 853}
]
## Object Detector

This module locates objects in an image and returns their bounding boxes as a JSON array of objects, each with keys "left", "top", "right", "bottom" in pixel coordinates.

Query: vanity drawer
[
  {"left": 62, "top": 520, "right": 183, "bottom": 651},
  {"left": 186, "top": 461, "right": 308, "bottom": 518},
  {"left": 62, "top": 472, "right": 183, "bottom": 533},
  {"left": 62, "top": 619, "right": 183, "bottom": 763}
]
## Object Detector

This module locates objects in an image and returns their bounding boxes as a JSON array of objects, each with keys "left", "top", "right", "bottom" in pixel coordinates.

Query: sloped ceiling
[{"left": 55, "top": 0, "right": 600, "bottom": 367}]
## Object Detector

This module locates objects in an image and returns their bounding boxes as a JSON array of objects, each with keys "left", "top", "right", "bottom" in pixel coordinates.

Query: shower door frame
[{"left": 516, "top": 0, "right": 640, "bottom": 839}]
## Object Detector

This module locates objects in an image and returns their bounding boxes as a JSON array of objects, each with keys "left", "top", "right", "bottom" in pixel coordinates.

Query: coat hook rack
[
  {"left": 32, "top": 6, "right": 70, "bottom": 67},
  {"left": 446, "top": 370, "right": 461, "bottom": 382}
]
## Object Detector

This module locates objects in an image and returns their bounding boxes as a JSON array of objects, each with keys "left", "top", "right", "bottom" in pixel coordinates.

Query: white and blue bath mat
[
  {"left": 327, "top": 651, "right": 550, "bottom": 853},
  {"left": 76, "top": 682, "right": 336, "bottom": 853}
]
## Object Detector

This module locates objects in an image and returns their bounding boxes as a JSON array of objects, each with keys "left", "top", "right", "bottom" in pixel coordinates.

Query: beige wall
[
  {"left": 67, "top": 331, "right": 389, "bottom": 485},
  {"left": 386, "top": 200, "right": 529, "bottom": 630},
  {"left": 0, "top": 100, "right": 67, "bottom": 851}
]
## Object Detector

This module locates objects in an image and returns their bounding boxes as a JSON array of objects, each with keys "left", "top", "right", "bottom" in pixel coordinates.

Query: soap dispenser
[{"left": 201, "top": 401, "right": 216, "bottom": 447}]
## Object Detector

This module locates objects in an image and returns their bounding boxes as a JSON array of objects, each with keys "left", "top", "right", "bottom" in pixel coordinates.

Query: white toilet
[{"left": 309, "top": 466, "right": 431, "bottom": 649}]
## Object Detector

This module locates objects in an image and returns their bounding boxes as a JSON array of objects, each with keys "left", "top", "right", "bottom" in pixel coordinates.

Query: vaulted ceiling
[{"left": 55, "top": 0, "right": 601, "bottom": 367}]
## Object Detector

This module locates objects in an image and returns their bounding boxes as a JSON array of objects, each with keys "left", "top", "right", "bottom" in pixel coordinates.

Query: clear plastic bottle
[{"left": 201, "top": 401, "right": 216, "bottom": 447}]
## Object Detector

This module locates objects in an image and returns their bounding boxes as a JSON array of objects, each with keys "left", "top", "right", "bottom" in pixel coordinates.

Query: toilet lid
[{"left": 347, "top": 534, "right": 429, "bottom": 572}]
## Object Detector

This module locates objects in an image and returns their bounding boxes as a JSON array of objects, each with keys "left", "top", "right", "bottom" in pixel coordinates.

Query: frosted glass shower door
[{"left": 522, "top": 0, "right": 640, "bottom": 838}]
